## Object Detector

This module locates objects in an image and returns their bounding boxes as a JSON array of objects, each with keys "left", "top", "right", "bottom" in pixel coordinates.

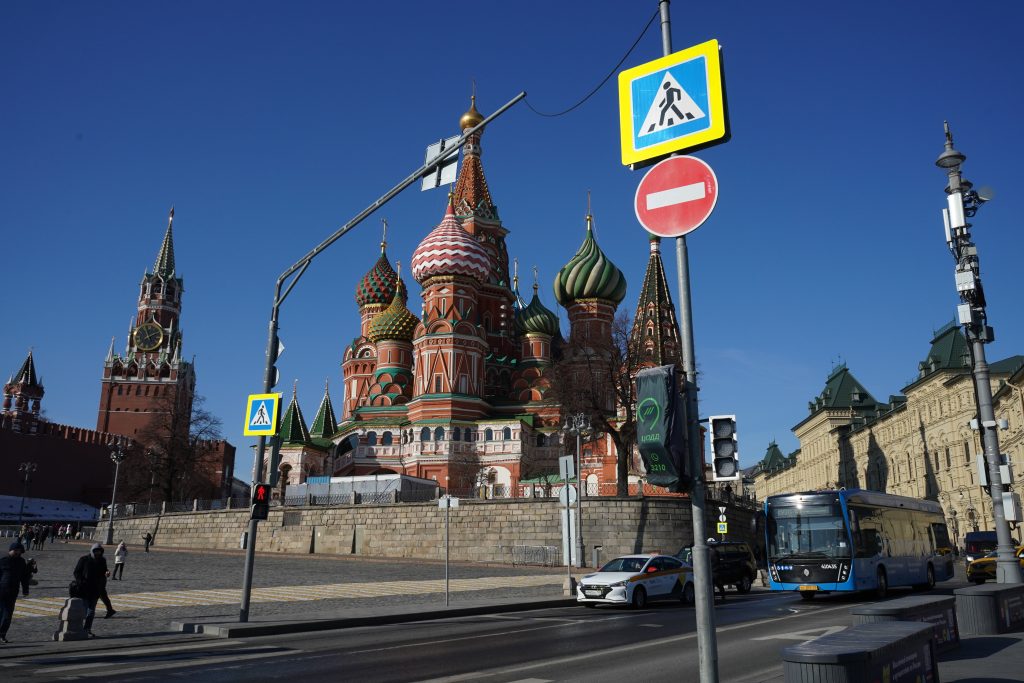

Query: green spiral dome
[
  {"left": 368, "top": 280, "right": 420, "bottom": 343},
  {"left": 516, "top": 289, "right": 561, "bottom": 337},
  {"left": 553, "top": 224, "right": 626, "bottom": 306}
]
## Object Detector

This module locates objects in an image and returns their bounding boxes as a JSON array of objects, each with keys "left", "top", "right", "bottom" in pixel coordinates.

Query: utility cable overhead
[{"left": 524, "top": 9, "right": 659, "bottom": 118}]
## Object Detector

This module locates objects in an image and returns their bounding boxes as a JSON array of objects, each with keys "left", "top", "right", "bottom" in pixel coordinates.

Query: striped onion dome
[
  {"left": 355, "top": 246, "right": 397, "bottom": 307},
  {"left": 368, "top": 279, "right": 420, "bottom": 343},
  {"left": 516, "top": 286, "right": 561, "bottom": 337},
  {"left": 553, "top": 218, "right": 626, "bottom": 306},
  {"left": 411, "top": 203, "right": 490, "bottom": 284}
]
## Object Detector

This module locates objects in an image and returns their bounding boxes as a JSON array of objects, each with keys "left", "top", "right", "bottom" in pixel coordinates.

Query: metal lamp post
[
  {"left": 936, "top": 123, "right": 1021, "bottom": 583},
  {"left": 146, "top": 449, "right": 157, "bottom": 508},
  {"left": 17, "top": 461, "right": 37, "bottom": 526},
  {"left": 105, "top": 437, "right": 129, "bottom": 545},
  {"left": 562, "top": 413, "right": 596, "bottom": 567}
]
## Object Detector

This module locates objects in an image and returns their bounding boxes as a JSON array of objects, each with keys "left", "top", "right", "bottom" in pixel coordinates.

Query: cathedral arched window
[
  {"left": 485, "top": 428, "right": 493, "bottom": 441},
  {"left": 381, "top": 432, "right": 393, "bottom": 446},
  {"left": 503, "top": 427, "right": 512, "bottom": 440},
  {"left": 434, "top": 427, "right": 445, "bottom": 441},
  {"left": 420, "top": 427, "right": 431, "bottom": 442},
  {"left": 452, "top": 427, "right": 461, "bottom": 441},
  {"left": 366, "top": 431, "right": 377, "bottom": 446},
  {"left": 536, "top": 433, "right": 546, "bottom": 447}
]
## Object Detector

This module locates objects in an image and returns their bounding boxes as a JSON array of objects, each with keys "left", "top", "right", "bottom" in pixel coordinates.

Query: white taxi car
[{"left": 577, "top": 554, "right": 694, "bottom": 608}]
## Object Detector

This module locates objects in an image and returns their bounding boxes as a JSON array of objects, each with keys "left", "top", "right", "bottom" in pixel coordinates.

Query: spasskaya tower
[{"left": 96, "top": 208, "right": 195, "bottom": 438}]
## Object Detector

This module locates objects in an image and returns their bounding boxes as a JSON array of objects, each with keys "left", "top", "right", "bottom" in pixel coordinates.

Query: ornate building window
[
  {"left": 420, "top": 427, "right": 431, "bottom": 442},
  {"left": 366, "top": 431, "right": 377, "bottom": 446},
  {"left": 381, "top": 431, "right": 393, "bottom": 446},
  {"left": 434, "top": 427, "right": 445, "bottom": 441},
  {"left": 503, "top": 427, "right": 511, "bottom": 440},
  {"left": 452, "top": 427, "right": 461, "bottom": 441},
  {"left": 485, "top": 428, "right": 493, "bottom": 441}
]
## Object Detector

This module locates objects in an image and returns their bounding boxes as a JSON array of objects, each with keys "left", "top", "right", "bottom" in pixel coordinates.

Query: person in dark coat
[
  {"left": 73, "top": 543, "right": 109, "bottom": 636},
  {"left": 0, "top": 542, "right": 32, "bottom": 644}
]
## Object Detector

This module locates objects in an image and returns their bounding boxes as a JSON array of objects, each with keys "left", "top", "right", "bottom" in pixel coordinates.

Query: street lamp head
[{"left": 936, "top": 121, "right": 966, "bottom": 169}]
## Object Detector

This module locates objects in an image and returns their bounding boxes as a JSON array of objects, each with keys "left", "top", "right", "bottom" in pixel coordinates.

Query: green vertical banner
[{"left": 636, "top": 365, "right": 691, "bottom": 492}]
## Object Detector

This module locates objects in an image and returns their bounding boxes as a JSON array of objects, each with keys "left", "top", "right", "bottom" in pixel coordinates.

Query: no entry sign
[{"left": 634, "top": 156, "right": 718, "bottom": 238}]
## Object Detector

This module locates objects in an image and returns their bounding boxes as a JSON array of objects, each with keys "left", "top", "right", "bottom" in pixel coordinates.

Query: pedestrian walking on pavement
[
  {"left": 73, "top": 543, "right": 111, "bottom": 636},
  {"left": 0, "top": 542, "right": 32, "bottom": 644},
  {"left": 112, "top": 541, "right": 127, "bottom": 580},
  {"left": 142, "top": 532, "right": 153, "bottom": 553}
]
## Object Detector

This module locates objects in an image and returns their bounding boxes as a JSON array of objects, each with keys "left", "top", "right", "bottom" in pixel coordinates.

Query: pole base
[{"left": 563, "top": 576, "right": 577, "bottom": 596}]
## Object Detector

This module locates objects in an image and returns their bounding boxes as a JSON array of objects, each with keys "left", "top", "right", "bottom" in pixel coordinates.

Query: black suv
[{"left": 676, "top": 541, "right": 758, "bottom": 594}]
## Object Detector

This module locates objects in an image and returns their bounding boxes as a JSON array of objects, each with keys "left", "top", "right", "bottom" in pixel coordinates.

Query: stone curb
[{"left": 173, "top": 597, "right": 579, "bottom": 638}]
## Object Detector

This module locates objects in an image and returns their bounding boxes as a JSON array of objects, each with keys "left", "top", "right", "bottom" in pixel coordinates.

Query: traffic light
[
  {"left": 709, "top": 415, "right": 739, "bottom": 481},
  {"left": 635, "top": 365, "right": 692, "bottom": 493},
  {"left": 250, "top": 483, "right": 270, "bottom": 520}
]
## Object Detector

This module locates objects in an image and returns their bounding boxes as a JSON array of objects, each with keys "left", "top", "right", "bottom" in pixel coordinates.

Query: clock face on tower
[{"left": 133, "top": 322, "right": 164, "bottom": 351}]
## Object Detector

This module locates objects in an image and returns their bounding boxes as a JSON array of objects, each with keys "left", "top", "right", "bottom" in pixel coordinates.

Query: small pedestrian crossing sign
[
  {"left": 244, "top": 393, "right": 281, "bottom": 437},
  {"left": 618, "top": 39, "right": 728, "bottom": 167}
]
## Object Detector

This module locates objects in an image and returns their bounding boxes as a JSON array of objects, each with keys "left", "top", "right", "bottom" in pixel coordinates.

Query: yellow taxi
[
  {"left": 966, "top": 545, "right": 1024, "bottom": 584},
  {"left": 577, "top": 554, "right": 694, "bottom": 609}
]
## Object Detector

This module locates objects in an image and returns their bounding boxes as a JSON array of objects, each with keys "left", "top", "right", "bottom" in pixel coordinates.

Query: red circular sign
[{"left": 634, "top": 156, "right": 718, "bottom": 238}]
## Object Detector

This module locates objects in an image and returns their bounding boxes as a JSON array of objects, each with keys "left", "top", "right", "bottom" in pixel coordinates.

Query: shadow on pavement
[{"left": 939, "top": 636, "right": 1019, "bottom": 661}]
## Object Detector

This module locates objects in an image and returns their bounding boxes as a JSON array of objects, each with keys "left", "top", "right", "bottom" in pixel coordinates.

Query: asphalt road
[{"left": 16, "top": 589, "right": 888, "bottom": 682}]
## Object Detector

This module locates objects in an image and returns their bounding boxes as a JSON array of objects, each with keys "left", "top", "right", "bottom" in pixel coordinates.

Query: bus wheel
[
  {"left": 799, "top": 591, "right": 816, "bottom": 601},
  {"left": 875, "top": 569, "right": 888, "bottom": 599},
  {"left": 925, "top": 564, "right": 935, "bottom": 590}
]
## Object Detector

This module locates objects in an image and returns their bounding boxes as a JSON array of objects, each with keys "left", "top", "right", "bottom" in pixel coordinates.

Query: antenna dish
[{"left": 976, "top": 186, "right": 995, "bottom": 202}]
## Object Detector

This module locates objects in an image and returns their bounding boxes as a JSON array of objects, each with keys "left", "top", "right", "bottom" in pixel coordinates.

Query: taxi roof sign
[
  {"left": 244, "top": 393, "right": 281, "bottom": 437},
  {"left": 618, "top": 39, "right": 728, "bottom": 167}
]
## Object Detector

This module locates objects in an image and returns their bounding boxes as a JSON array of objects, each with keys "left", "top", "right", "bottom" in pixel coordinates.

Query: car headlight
[{"left": 610, "top": 580, "right": 627, "bottom": 588}]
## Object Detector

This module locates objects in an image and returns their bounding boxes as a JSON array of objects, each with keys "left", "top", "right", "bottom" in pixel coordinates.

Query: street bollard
[
  {"left": 52, "top": 598, "right": 88, "bottom": 641},
  {"left": 592, "top": 545, "right": 603, "bottom": 569}
]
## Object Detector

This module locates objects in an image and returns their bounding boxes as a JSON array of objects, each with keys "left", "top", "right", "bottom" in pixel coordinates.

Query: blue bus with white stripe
[{"left": 765, "top": 489, "right": 954, "bottom": 600}]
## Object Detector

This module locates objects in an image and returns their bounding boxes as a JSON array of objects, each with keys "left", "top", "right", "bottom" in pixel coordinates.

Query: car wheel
[
  {"left": 799, "top": 591, "right": 816, "bottom": 601},
  {"left": 925, "top": 564, "right": 935, "bottom": 590},
  {"left": 736, "top": 574, "right": 752, "bottom": 594},
  {"left": 876, "top": 568, "right": 888, "bottom": 599},
  {"left": 631, "top": 586, "right": 648, "bottom": 609},
  {"left": 682, "top": 582, "right": 695, "bottom": 606}
]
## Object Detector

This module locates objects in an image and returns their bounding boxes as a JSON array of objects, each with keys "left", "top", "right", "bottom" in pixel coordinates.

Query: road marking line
[
  {"left": 16, "top": 574, "right": 567, "bottom": 618},
  {"left": 414, "top": 603, "right": 853, "bottom": 682},
  {"left": 38, "top": 647, "right": 291, "bottom": 676},
  {"left": 646, "top": 181, "right": 705, "bottom": 210}
]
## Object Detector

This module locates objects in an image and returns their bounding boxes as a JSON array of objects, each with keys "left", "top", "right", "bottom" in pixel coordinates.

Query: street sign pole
[
  {"left": 659, "top": 2, "right": 719, "bottom": 681},
  {"left": 237, "top": 92, "right": 525, "bottom": 623}
]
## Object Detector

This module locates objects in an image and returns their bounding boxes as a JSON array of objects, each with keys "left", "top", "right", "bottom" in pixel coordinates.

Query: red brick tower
[
  {"left": 2, "top": 350, "right": 45, "bottom": 434},
  {"left": 96, "top": 208, "right": 195, "bottom": 438}
]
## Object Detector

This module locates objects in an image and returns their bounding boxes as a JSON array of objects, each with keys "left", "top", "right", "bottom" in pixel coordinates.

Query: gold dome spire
[{"left": 459, "top": 95, "right": 484, "bottom": 131}]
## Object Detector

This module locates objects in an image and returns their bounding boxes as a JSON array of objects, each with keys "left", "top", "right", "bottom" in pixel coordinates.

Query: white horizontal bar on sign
[{"left": 646, "top": 182, "right": 705, "bottom": 210}]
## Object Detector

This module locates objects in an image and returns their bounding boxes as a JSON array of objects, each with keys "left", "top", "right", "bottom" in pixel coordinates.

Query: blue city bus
[{"left": 765, "top": 489, "right": 954, "bottom": 600}]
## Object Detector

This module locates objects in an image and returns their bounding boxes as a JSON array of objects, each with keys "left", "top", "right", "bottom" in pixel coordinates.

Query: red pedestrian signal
[{"left": 251, "top": 483, "right": 270, "bottom": 520}]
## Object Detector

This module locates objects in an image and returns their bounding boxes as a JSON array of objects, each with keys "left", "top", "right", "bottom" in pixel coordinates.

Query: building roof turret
[
  {"left": 279, "top": 382, "right": 311, "bottom": 445},
  {"left": 629, "top": 236, "right": 681, "bottom": 369},
  {"left": 154, "top": 207, "right": 176, "bottom": 278},
  {"left": 411, "top": 202, "right": 490, "bottom": 284},
  {"left": 308, "top": 381, "right": 338, "bottom": 440},
  {"left": 517, "top": 269, "right": 560, "bottom": 337},
  {"left": 355, "top": 222, "right": 398, "bottom": 307},
  {"left": 553, "top": 212, "right": 626, "bottom": 306},
  {"left": 367, "top": 274, "right": 420, "bottom": 343}
]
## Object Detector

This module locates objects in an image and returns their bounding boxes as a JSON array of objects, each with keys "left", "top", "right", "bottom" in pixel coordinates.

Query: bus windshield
[{"left": 767, "top": 501, "right": 851, "bottom": 560}]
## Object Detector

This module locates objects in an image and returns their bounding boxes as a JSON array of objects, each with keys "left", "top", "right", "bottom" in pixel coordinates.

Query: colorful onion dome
[
  {"left": 368, "top": 279, "right": 420, "bottom": 343},
  {"left": 355, "top": 241, "right": 397, "bottom": 308},
  {"left": 459, "top": 95, "right": 485, "bottom": 131},
  {"left": 553, "top": 216, "right": 627, "bottom": 306},
  {"left": 411, "top": 203, "right": 490, "bottom": 284},
  {"left": 517, "top": 285, "right": 561, "bottom": 337}
]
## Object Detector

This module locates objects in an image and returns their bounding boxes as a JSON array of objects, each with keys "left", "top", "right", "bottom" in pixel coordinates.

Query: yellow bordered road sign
[
  {"left": 717, "top": 522, "right": 728, "bottom": 534},
  {"left": 244, "top": 393, "right": 281, "bottom": 436},
  {"left": 618, "top": 39, "right": 728, "bottom": 167}
]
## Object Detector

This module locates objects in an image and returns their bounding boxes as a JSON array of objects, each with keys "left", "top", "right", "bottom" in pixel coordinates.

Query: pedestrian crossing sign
[
  {"left": 618, "top": 39, "right": 728, "bottom": 167},
  {"left": 243, "top": 393, "right": 281, "bottom": 437}
]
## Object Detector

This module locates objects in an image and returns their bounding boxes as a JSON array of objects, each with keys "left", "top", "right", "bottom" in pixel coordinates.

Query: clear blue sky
[{"left": 4, "top": 1, "right": 1023, "bottom": 483}]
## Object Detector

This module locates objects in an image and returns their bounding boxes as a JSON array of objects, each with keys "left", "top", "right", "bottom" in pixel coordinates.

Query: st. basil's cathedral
[{"left": 271, "top": 98, "right": 682, "bottom": 497}]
